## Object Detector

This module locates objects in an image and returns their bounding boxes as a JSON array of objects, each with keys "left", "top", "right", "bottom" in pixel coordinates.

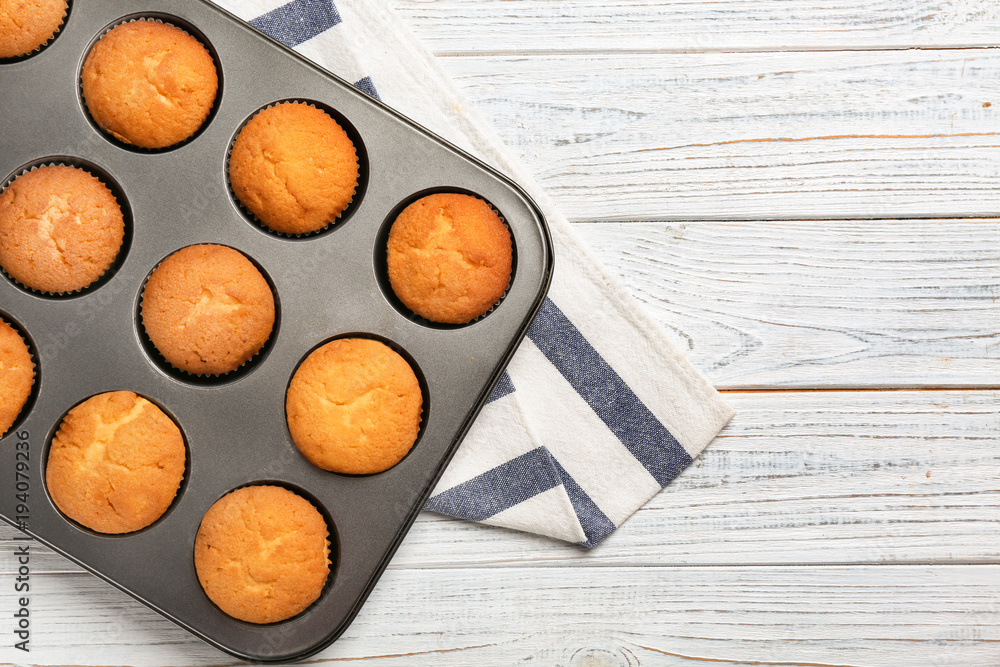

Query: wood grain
[
  {"left": 3, "top": 564, "right": 999, "bottom": 666},
  {"left": 387, "top": 0, "right": 1000, "bottom": 52},
  {"left": 433, "top": 50, "right": 1000, "bottom": 221},
  {"left": 5, "top": 390, "right": 997, "bottom": 576},
  {"left": 574, "top": 220, "right": 1000, "bottom": 388}
]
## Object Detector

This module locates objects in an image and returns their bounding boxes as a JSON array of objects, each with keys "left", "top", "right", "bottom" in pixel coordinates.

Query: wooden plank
[
  {"left": 5, "top": 390, "right": 997, "bottom": 574},
  {"left": 388, "top": 0, "right": 1000, "bottom": 53},
  {"left": 574, "top": 220, "right": 1000, "bottom": 388},
  {"left": 3, "top": 565, "right": 999, "bottom": 665},
  {"left": 433, "top": 50, "right": 1000, "bottom": 221}
]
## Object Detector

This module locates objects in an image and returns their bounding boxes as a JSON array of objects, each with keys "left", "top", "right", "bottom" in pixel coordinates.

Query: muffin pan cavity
[
  {"left": 0, "top": 312, "right": 39, "bottom": 439},
  {"left": 41, "top": 391, "right": 190, "bottom": 537},
  {"left": 0, "top": 0, "right": 72, "bottom": 63},
  {"left": 227, "top": 98, "right": 369, "bottom": 239},
  {"left": 285, "top": 333, "right": 429, "bottom": 476},
  {"left": 78, "top": 12, "right": 223, "bottom": 153},
  {"left": 0, "top": 0, "right": 551, "bottom": 662},
  {"left": 194, "top": 481, "right": 339, "bottom": 625},
  {"left": 136, "top": 244, "right": 281, "bottom": 386},
  {"left": 375, "top": 188, "right": 518, "bottom": 329},
  {"left": 0, "top": 156, "right": 133, "bottom": 299}
]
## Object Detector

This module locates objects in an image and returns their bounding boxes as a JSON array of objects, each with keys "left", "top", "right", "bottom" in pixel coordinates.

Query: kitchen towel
[{"left": 214, "top": 0, "right": 735, "bottom": 547}]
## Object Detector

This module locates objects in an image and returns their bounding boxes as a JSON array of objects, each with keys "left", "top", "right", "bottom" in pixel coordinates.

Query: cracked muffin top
[
  {"left": 0, "top": 165, "right": 125, "bottom": 294},
  {"left": 229, "top": 102, "right": 359, "bottom": 235},
  {"left": 0, "top": 0, "right": 67, "bottom": 58},
  {"left": 286, "top": 338, "right": 423, "bottom": 475},
  {"left": 194, "top": 485, "right": 330, "bottom": 624},
  {"left": 0, "top": 317, "right": 34, "bottom": 437},
  {"left": 81, "top": 20, "right": 218, "bottom": 149},
  {"left": 141, "top": 244, "right": 275, "bottom": 376},
  {"left": 386, "top": 193, "right": 512, "bottom": 324},
  {"left": 45, "top": 391, "right": 186, "bottom": 534}
]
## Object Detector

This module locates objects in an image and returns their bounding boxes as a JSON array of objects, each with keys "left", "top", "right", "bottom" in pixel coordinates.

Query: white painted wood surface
[
  {"left": 432, "top": 51, "right": 1000, "bottom": 221},
  {"left": 3, "top": 0, "right": 1000, "bottom": 665},
  {"left": 576, "top": 221, "right": 1000, "bottom": 389},
  {"left": 386, "top": 0, "right": 1000, "bottom": 52}
]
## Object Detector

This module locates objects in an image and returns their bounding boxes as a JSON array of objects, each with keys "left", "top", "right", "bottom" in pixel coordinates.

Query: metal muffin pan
[{"left": 0, "top": 0, "right": 553, "bottom": 661}]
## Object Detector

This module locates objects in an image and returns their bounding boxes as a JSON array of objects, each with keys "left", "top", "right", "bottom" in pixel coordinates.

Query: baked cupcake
[
  {"left": 141, "top": 244, "right": 275, "bottom": 376},
  {"left": 46, "top": 391, "right": 186, "bottom": 534},
  {"left": 0, "top": 318, "right": 34, "bottom": 436},
  {"left": 229, "top": 102, "right": 359, "bottom": 235},
  {"left": 0, "top": 0, "right": 67, "bottom": 58},
  {"left": 286, "top": 338, "right": 422, "bottom": 475},
  {"left": 0, "top": 165, "right": 125, "bottom": 294},
  {"left": 81, "top": 20, "right": 218, "bottom": 149},
  {"left": 194, "top": 485, "right": 330, "bottom": 624},
  {"left": 387, "top": 193, "right": 512, "bottom": 324}
]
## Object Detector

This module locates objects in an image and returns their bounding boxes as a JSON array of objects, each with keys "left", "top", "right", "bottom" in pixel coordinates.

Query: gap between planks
[
  {"left": 11, "top": 557, "right": 1000, "bottom": 576},
  {"left": 570, "top": 214, "right": 1000, "bottom": 224},
  {"left": 717, "top": 387, "right": 1000, "bottom": 393},
  {"left": 386, "top": 0, "right": 1000, "bottom": 55},
  {"left": 437, "top": 45, "right": 1000, "bottom": 57}
]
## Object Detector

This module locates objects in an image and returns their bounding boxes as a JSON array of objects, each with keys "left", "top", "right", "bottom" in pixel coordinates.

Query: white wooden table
[{"left": 3, "top": 1, "right": 999, "bottom": 664}]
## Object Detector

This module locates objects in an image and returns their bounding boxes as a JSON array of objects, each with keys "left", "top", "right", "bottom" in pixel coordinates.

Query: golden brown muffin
[
  {"left": 0, "top": 318, "right": 33, "bottom": 436},
  {"left": 229, "top": 102, "right": 359, "bottom": 235},
  {"left": 286, "top": 338, "right": 422, "bottom": 475},
  {"left": 0, "top": 0, "right": 67, "bottom": 58},
  {"left": 194, "top": 485, "right": 330, "bottom": 624},
  {"left": 0, "top": 165, "right": 125, "bottom": 294},
  {"left": 81, "top": 20, "right": 218, "bottom": 149},
  {"left": 46, "top": 391, "right": 186, "bottom": 534},
  {"left": 141, "top": 244, "right": 275, "bottom": 376},
  {"left": 387, "top": 193, "right": 512, "bottom": 324}
]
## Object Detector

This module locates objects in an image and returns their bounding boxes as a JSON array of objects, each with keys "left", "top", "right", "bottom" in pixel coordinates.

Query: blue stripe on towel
[
  {"left": 551, "top": 459, "right": 616, "bottom": 547},
  {"left": 527, "top": 298, "right": 692, "bottom": 486},
  {"left": 426, "top": 446, "right": 616, "bottom": 547},
  {"left": 353, "top": 75, "right": 382, "bottom": 101},
  {"left": 249, "top": 0, "right": 341, "bottom": 47},
  {"left": 487, "top": 372, "right": 515, "bottom": 404},
  {"left": 424, "top": 447, "right": 561, "bottom": 521}
]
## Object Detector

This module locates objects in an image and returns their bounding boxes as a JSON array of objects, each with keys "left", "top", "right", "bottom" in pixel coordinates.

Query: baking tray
[{"left": 0, "top": 0, "right": 553, "bottom": 661}]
